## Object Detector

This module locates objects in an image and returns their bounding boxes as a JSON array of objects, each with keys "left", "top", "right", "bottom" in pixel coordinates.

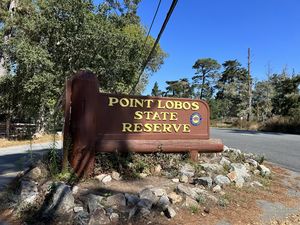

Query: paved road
[
  {"left": 211, "top": 128, "right": 300, "bottom": 172},
  {"left": 0, "top": 142, "right": 62, "bottom": 190}
]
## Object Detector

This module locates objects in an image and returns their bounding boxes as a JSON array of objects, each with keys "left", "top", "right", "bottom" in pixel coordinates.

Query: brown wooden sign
[
  {"left": 97, "top": 93, "right": 209, "bottom": 140},
  {"left": 63, "top": 71, "right": 223, "bottom": 177}
]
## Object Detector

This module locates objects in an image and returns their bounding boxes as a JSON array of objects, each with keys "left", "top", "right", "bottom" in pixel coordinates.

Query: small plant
[
  {"left": 218, "top": 196, "right": 229, "bottom": 207},
  {"left": 192, "top": 163, "right": 204, "bottom": 176},
  {"left": 48, "top": 133, "right": 59, "bottom": 176},
  {"left": 196, "top": 195, "right": 206, "bottom": 205},
  {"left": 255, "top": 155, "right": 265, "bottom": 164},
  {"left": 55, "top": 171, "right": 78, "bottom": 183},
  {"left": 189, "top": 205, "right": 199, "bottom": 214},
  {"left": 256, "top": 175, "right": 272, "bottom": 187},
  {"left": 222, "top": 163, "right": 231, "bottom": 173}
]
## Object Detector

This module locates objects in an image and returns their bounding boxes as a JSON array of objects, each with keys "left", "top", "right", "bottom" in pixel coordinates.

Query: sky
[{"left": 135, "top": 0, "right": 300, "bottom": 94}]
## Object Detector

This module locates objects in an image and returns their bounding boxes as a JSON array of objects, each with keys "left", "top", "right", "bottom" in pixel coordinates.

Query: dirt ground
[
  {"left": 0, "top": 134, "right": 62, "bottom": 148},
  {"left": 77, "top": 162, "right": 300, "bottom": 225}
]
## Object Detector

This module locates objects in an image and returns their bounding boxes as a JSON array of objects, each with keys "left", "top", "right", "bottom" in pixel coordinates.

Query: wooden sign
[
  {"left": 97, "top": 93, "right": 209, "bottom": 140},
  {"left": 63, "top": 71, "right": 223, "bottom": 177}
]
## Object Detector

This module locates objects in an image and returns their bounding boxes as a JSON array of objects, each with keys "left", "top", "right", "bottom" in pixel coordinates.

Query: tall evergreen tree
[
  {"left": 192, "top": 58, "right": 220, "bottom": 100},
  {"left": 151, "top": 81, "right": 161, "bottom": 96},
  {"left": 271, "top": 73, "right": 300, "bottom": 116},
  {"left": 216, "top": 60, "right": 248, "bottom": 118},
  {"left": 165, "top": 78, "right": 192, "bottom": 98}
]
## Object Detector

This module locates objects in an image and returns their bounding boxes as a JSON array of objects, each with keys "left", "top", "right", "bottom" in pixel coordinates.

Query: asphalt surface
[
  {"left": 0, "top": 142, "right": 62, "bottom": 190},
  {"left": 0, "top": 128, "right": 299, "bottom": 190},
  {"left": 211, "top": 128, "right": 300, "bottom": 172}
]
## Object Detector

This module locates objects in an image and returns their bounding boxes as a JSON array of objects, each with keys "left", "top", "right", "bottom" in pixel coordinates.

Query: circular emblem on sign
[{"left": 190, "top": 112, "right": 202, "bottom": 126}]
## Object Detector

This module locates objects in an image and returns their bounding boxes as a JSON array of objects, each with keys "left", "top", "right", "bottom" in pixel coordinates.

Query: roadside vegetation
[
  {"left": 152, "top": 61, "right": 300, "bottom": 134},
  {"left": 0, "top": 0, "right": 166, "bottom": 136}
]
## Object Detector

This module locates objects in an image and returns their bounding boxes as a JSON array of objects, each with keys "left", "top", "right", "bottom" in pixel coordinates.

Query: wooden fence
[{"left": 0, "top": 122, "right": 36, "bottom": 139}]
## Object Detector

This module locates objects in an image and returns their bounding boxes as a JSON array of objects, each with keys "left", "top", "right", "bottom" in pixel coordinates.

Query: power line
[
  {"left": 130, "top": 0, "right": 179, "bottom": 94},
  {"left": 140, "top": 0, "right": 162, "bottom": 59}
]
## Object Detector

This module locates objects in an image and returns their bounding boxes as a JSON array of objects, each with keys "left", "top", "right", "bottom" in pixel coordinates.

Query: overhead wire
[
  {"left": 140, "top": 0, "right": 162, "bottom": 60},
  {"left": 130, "top": 0, "right": 179, "bottom": 94}
]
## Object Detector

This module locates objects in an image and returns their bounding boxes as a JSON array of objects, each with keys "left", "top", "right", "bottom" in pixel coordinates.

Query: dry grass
[
  {"left": 0, "top": 134, "right": 62, "bottom": 148},
  {"left": 260, "top": 116, "right": 300, "bottom": 134}
]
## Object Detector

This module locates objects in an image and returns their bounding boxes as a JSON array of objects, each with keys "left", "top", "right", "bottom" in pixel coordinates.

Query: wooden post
[{"left": 190, "top": 150, "right": 198, "bottom": 162}]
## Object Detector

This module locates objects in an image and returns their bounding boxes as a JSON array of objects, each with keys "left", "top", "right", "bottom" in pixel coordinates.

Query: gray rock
[
  {"left": 150, "top": 187, "right": 167, "bottom": 197},
  {"left": 229, "top": 148, "right": 242, "bottom": 155},
  {"left": 72, "top": 185, "right": 79, "bottom": 195},
  {"left": 184, "top": 196, "right": 198, "bottom": 207},
  {"left": 258, "top": 164, "right": 271, "bottom": 177},
  {"left": 177, "top": 184, "right": 198, "bottom": 199},
  {"left": 212, "top": 185, "right": 222, "bottom": 193},
  {"left": 86, "top": 194, "right": 104, "bottom": 213},
  {"left": 125, "top": 193, "right": 140, "bottom": 206},
  {"left": 235, "top": 176, "right": 245, "bottom": 188},
  {"left": 74, "top": 206, "right": 84, "bottom": 213},
  {"left": 171, "top": 178, "right": 179, "bottom": 183},
  {"left": 253, "top": 169, "right": 260, "bottom": 175},
  {"left": 157, "top": 195, "right": 170, "bottom": 210},
  {"left": 20, "top": 180, "right": 39, "bottom": 204},
  {"left": 220, "top": 157, "right": 231, "bottom": 166},
  {"left": 128, "top": 206, "right": 138, "bottom": 219},
  {"left": 246, "top": 159, "right": 258, "bottom": 168},
  {"left": 102, "top": 175, "right": 112, "bottom": 184},
  {"left": 105, "top": 193, "right": 126, "bottom": 208},
  {"left": 214, "top": 175, "right": 231, "bottom": 186},
  {"left": 180, "top": 163, "right": 195, "bottom": 177},
  {"left": 74, "top": 210, "right": 90, "bottom": 225},
  {"left": 153, "top": 164, "right": 162, "bottom": 175},
  {"left": 88, "top": 208, "right": 110, "bottom": 225},
  {"left": 109, "top": 212, "right": 119, "bottom": 222},
  {"left": 250, "top": 181, "right": 263, "bottom": 188},
  {"left": 205, "top": 193, "right": 218, "bottom": 204},
  {"left": 44, "top": 183, "right": 75, "bottom": 215},
  {"left": 95, "top": 174, "right": 106, "bottom": 182},
  {"left": 95, "top": 174, "right": 112, "bottom": 184},
  {"left": 231, "top": 163, "right": 250, "bottom": 179},
  {"left": 24, "top": 166, "right": 42, "bottom": 181},
  {"left": 139, "top": 188, "right": 159, "bottom": 205},
  {"left": 193, "top": 177, "right": 213, "bottom": 188},
  {"left": 180, "top": 174, "right": 189, "bottom": 183},
  {"left": 39, "top": 181, "right": 53, "bottom": 197},
  {"left": 140, "top": 207, "right": 151, "bottom": 216},
  {"left": 111, "top": 171, "right": 121, "bottom": 181},
  {"left": 137, "top": 199, "right": 153, "bottom": 209},
  {"left": 164, "top": 206, "right": 176, "bottom": 218},
  {"left": 223, "top": 145, "right": 230, "bottom": 152},
  {"left": 192, "top": 188, "right": 218, "bottom": 204},
  {"left": 168, "top": 192, "right": 182, "bottom": 204},
  {"left": 200, "top": 163, "right": 223, "bottom": 172}
]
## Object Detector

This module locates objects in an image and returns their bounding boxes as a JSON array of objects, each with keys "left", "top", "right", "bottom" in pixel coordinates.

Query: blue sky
[{"left": 135, "top": 0, "right": 300, "bottom": 94}]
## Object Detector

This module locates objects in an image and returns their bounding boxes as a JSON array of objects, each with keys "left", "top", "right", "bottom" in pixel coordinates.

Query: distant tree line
[{"left": 151, "top": 58, "right": 300, "bottom": 132}]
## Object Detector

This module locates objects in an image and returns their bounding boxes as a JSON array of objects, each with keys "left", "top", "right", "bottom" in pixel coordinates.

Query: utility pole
[{"left": 247, "top": 48, "right": 252, "bottom": 121}]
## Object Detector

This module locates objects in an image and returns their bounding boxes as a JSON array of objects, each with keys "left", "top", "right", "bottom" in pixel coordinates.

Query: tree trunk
[
  {"left": 200, "top": 75, "right": 206, "bottom": 99},
  {"left": 5, "top": 114, "right": 11, "bottom": 138}
]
